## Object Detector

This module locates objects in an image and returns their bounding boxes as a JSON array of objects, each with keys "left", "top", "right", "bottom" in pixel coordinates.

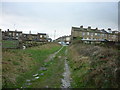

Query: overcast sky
[{"left": 0, "top": 2, "right": 118, "bottom": 39}]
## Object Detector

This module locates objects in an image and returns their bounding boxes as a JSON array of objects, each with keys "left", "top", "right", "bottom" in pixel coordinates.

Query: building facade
[
  {"left": 2, "top": 29, "right": 50, "bottom": 42},
  {"left": 71, "top": 26, "right": 119, "bottom": 42},
  {"left": 55, "top": 35, "right": 71, "bottom": 45},
  {"left": 37, "top": 33, "right": 48, "bottom": 42},
  {"left": 2, "top": 29, "right": 23, "bottom": 41}
]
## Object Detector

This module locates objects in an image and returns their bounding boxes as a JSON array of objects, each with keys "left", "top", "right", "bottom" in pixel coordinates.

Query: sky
[{"left": 0, "top": 1, "right": 118, "bottom": 40}]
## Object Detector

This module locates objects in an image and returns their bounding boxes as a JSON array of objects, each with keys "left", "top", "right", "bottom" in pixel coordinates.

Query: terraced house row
[
  {"left": 71, "top": 26, "right": 120, "bottom": 42},
  {"left": 1, "top": 29, "right": 52, "bottom": 42}
]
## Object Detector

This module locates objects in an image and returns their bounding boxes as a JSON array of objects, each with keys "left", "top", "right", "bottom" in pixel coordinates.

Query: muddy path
[
  {"left": 61, "top": 49, "right": 71, "bottom": 88},
  {"left": 21, "top": 46, "right": 64, "bottom": 88}
]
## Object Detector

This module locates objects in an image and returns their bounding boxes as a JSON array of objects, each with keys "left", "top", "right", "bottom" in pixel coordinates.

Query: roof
[
  {"left": 38, "top": 33, "right": 47, "bottom": 35},
  {"left": 30, "top": 34, "right": 37, "bottom": 36},
  {"left": 72, "top": 26, "right": 108, "bottom": 34},
  {"left": 7, "top": 30, "right": 22, "bottom": 33}
]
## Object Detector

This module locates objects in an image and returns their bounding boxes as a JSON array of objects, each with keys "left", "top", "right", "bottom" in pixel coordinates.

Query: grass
[
  {"left": 26, "top": 46, "right": 67, "bottom": 88},
  {"left": 2, "top": 43, "right": 62, "bottom": 88},
  {"left": 67, "top": 43, "right": 119, "bottom": 88},
  {"left": 2, "top": 40, "right": 19, "bottom": 48}
]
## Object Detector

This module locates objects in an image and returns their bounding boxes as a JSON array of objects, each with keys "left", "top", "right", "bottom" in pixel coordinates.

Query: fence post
[{"left": 0, "top": 29, "right": 2, "bottom": 89}]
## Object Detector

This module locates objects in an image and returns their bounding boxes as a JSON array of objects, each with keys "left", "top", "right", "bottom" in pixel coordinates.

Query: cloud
[{"left": 0, "top": 2, "right": 118, "bottom": 39}]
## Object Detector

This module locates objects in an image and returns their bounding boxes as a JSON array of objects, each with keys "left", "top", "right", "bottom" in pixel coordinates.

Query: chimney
[
  {"left": 29, "top": 31, "right": 31, "bottom": 34},
  {"left": 88, "top": 26, "right": 91, "bottom": 29},
  {"left": 108, "top": 28, "right": 112, "bottom": 33},
  {"left": 80, "top": 25, "right": 83, "bottom": 28},
  {"left": 108, "top": 28, "right": 111, "bottom": 30},
  {"left": 95, "top": 28, "right": 98, "bottom": 30},
  {"left": 101, "top": 29, "right": 105, "bottom": 31},
  {"left": 7, "top": 29, "right": 9, "bottom": 31}
]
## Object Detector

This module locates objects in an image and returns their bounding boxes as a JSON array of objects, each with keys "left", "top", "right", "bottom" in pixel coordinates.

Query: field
[
  {"left": 2, "top": 41, "right": 120, "bottom": 88},
  {"left": 2, "top": 43, "right": 62, "bottom": 88},
  {"left": 2, "top": 40, "right": 19, "bottom": 49}
]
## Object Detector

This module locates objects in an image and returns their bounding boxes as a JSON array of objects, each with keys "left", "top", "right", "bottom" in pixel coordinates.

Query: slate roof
[{"left": 72, "top": 26, "right": 108, "bottom": 34}]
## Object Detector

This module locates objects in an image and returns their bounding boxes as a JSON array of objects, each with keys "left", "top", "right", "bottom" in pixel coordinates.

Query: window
[
  {"left": 13, "top": 33, "right": 15, "bottom": 36},
  {"left": 16, "top": 33, "right": 18, "bottom": 36},
  {"left": 16, "top": 37, "right": 18, "bottom": 39},
  {"left": 82, "top": 32, "right": 85, "bottom": 36},
  {"left": 87, "top": 37, "right": 89, "bottom": 40},
  {"left": 91, "top": 37, "right": 93, "bottom": 40},
  {"left": 97, "top": 33, "right": 100, "bottom": 37},
  {"left": 20, "top": 33, "right": 22, "bottom": 36},
  {"left": 82, "top": 37, "right": 85, "bottom": 40},
  {"left": 40, "top": 35, "right": 42, "bottom": 38},
  {"left": 91, "top": 33, "right": 93, "bottom": 36},
  {"left": 44, "top": 35, "right": 47, "bottom": 38},
  {"left": 9, "top": 33, "right": 12, "bottom": 35},
  {"left": 87, "top": 32, "right": 89, "bottom": 35},
  {"left": 95, "top": 33, "right": 97, "bottom": 35},
  {"left": 102, "top": 34, "right": 104, "bottom": 37}
]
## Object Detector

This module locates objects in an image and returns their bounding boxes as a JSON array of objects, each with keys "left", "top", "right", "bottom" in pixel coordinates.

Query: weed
[
  {"left": 2, "top": 43, "right": 62, "bottom": 88},
  {"left": 12, "top": 61, "right": 20, "bottom": 65},
  {"left": 67, "top": 43, "right": 119, "bottom": 88}
]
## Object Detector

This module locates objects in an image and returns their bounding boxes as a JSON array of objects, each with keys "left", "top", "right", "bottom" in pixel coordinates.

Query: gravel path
[
  {"left": 61, "top": 49, "right": 71, "bottom": 88},
  {"left": 45, "top": 46, "right": 64, "bottom": 62}
]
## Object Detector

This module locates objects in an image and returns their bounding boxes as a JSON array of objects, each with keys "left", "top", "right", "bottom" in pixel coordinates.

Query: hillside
[{"left": 67, "top": 43, "right": 120, "bottom": 88}]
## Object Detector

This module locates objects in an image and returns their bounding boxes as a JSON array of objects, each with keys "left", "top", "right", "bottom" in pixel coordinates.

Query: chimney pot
[
  {"left": 108, "top": 28, "right": 111, "bottom": 30},
  {"left": 96, "top": 28, "right": 98, "bottom": 30},
  {"left": 80, "top": 25, "right": 83, "bottom": 28},
  {"left": 88, "top": 26, "right": 91, "bottom": 29}
]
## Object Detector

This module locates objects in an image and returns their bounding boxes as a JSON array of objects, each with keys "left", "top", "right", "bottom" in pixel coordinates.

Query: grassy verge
[
  {"left": 2, "top": 40, "right": 19, "bottom": 48},
  {"left": 67, "top": 43, "right": 119, "bottom": 88},
  {"left": 2, "top": 43, "right": 62, "bottom": 88},
  {"left": 27, "top": 46, "right": 67, "bottom": 88}
]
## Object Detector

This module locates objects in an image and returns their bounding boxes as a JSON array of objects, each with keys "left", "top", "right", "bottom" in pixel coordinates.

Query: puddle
[
  {"left": 40, "top": 73, "right": 44, "bottom": 76},
  {"left": 33, "top": 74, "right": 39, "bottom": 77},
  {"left": 35, "top": 76, "right": 39, "bottom": 79},
  {"left": 26, "top": 83, "right": 32, "bottom": 85},
  {"left": 40, "top": 67, "right": 47, "bottom": 71},
  {"left": 26, "top": 79, "right": 31, "bottom": 82}
]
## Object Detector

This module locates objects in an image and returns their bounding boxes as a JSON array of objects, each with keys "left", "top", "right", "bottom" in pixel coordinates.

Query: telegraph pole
[
  {"left": 54, "top": 30, "right": 56, "bottom": 40},
  {"left": 14, "top": 24, "right": 16, "bottom": 30}
]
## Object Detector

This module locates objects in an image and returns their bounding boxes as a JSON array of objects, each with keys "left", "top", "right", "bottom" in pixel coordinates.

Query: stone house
[
  {"left": 71, "top": 26, "right": 119, "bottom": 42},
  {"left": 22, "top": 33, "right": 48, "bottom": 42},
  {"left": 55, "top": 35, "right": 71, "bottom": 44},
  {"left": 22, "top": 34, "right": 37, "bottom": 41},
  {"left": 37, "top": 33, "right": 48, "bottom": 42},
  {"left": 2, "top": 29, "right": 23, "bottom": 41},
  {"left": 2, "top": 29, "right": 49, "bottom": 42},
  {"left": 0, "top": 29, "right": 1, "bottom": 41},
  {"left": 22, "top": 34, "right": 30, "bottom": 41}
]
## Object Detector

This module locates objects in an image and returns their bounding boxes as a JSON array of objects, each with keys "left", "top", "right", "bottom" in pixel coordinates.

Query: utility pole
[
  {"left": 54, "top": 30, "right": 56, "bottom": 40},
  {"left": 14, "top": 24, "right": 16, "bottom": 30}
]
